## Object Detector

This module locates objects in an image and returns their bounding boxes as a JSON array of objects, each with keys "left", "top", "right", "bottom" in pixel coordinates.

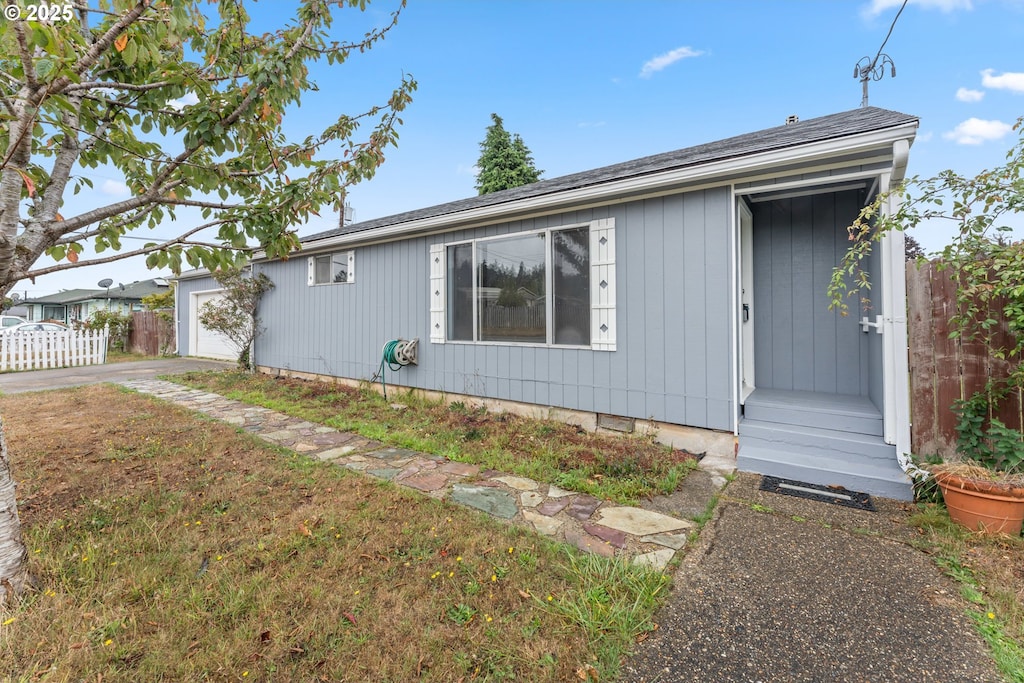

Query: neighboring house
[
  {"left": 23, "top": 278, "right": 169, "bottom": 324},
  {"left": 176, "top": 107, "right": 919, "bottom": 499}
]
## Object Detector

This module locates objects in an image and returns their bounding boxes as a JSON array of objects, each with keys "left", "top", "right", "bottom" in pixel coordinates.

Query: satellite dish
[{"left": 97, "top": 278, "right": 113, "bottom": 288}]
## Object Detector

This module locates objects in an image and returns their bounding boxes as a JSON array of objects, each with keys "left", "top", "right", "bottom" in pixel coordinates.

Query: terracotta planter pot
[{"left": 934, "top": 471, "right": 1024, "bottom": 535}]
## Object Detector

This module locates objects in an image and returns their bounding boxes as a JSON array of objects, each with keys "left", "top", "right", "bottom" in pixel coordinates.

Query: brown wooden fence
[
  {"left": 129, "top": 310, "right": 175, "bottom": 356},
  {"left": 907, "top": 260, "right": 1023, "bottom": 458}
]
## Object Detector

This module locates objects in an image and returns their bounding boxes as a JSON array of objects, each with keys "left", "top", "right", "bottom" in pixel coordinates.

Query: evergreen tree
[{"left": 475, "top": 114, "right": 543, "bottom": 194}]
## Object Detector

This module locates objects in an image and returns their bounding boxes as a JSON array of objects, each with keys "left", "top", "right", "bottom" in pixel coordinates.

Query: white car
[
  {"left": 0, "top": 315, "right": 26, "bottom": 328},
  {"left": 1, "top": 321, "right": 68, "bottom": 335}
]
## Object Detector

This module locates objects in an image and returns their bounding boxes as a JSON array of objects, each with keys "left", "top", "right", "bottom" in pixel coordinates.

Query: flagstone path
[{"left": 121, "top": 378, "right": 733, "bottom": 570}]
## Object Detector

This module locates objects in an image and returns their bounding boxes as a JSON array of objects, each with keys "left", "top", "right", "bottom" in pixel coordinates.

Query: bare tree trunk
[{"left": 0, "top": 414, "right": 29, "bottom": 600}]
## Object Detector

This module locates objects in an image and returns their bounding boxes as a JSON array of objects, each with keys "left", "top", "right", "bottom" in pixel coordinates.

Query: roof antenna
[{"left": 853, "top": 0, "right": 906, "bottom": 107}]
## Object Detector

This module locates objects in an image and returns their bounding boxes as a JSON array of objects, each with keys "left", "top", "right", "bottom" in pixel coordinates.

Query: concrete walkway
[
  {"left": 121, "top": 378, "right": 734, "bottom": 569},
  {"left": 0, "top": 358, "right": 233, "bottom": 394},
  {"left": 621, "top": 474, "right": 1002, "bottom": 682}
]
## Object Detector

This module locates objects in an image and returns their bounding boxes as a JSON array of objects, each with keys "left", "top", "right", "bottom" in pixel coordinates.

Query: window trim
[
  {"left": 307, "top": 250, "right": 355, "bottom": 286},
  {"left": 443, "top": 221, "right": 596, "bottom": 350}
]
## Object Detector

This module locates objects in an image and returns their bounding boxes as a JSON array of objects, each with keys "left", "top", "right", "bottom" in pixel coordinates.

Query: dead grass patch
[
  {"left": 171, "top": 371, "right": 698, "bottom": 504},
  {"left": 0, "top": 386, "right": 667, "bottom": 681}
]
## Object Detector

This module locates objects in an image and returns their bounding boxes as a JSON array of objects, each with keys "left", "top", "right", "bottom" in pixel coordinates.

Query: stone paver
[
  {"left": 120, "top": 378, "right": 735, "bottom": 565},
  {"left": 565, "top": 528, "right": 615, "bottom": 558},
  {"left": 547, "top": 485, "right": 574, "bottom": 498},
  {"left": 367, "top": 468, "right": 402, "bottom": 480},
  {"left": 583, "top": 522, "right": 627, "bottom": 548},
  {"left": 595, "top": 507, "right": 694, "bottom": 536},
  {"left": 566, "top": 494, "right": 602, "bottom": 521},
  {"left": 450, "top": 484, "right": 519, "bottom": 519},
  {"left": 535, "top": 497, "right": 570, "bottom": 516},
  {"left": 493, "top": 475, "right": 539, "bottom": 491},
  {"left": 441, "top": 461, "right": 480, "bottom": 477},
  {"left": 631, "top": 548, "right": 675, "bottom": 571},
  {"left": 522, "top": 509, "right": 564, "bottom": 536},
  {"left": 402, "top": 472, "right": 449, "bottom": 492},
  {"left": 316, "top": 446, "right": 357, "bottom": 461},
  {"left": 644, "top": 532, "right": 689, "bottom": 550},
  {"left": 520, "top": 491, "right": 543, "bottom": 508}
]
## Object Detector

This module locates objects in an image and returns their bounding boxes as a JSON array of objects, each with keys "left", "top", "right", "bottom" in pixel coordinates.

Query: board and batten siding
[
  {"left": 249, "top": 187, "right": 734, "bottom": 432},
  {"left": 750, "top": 189, "right": 876, "bottom": 397}
]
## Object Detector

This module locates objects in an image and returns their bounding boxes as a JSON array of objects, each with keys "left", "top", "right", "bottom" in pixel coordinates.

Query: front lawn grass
[
  {"left": 909, "top": 503, "right": 1024, "bottom": 682},
  {"left": 0, "top": 386, "right": 669, "bottom": 681},
  {"left": 171, "top": 371, "right": 698, "bottom": 505}
]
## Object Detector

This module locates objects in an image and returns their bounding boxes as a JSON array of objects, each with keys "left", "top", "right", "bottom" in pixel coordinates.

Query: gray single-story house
[{"left": 176, "top": 106, "right": 919, "bottom": 500}]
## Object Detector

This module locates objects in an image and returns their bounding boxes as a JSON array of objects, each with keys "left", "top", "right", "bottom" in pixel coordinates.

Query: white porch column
[{"left": 878, "top": 170, "right": 912, "bottom": 456}]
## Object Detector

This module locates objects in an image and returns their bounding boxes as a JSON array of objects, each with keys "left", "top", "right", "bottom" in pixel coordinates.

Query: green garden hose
[{"left": 373, "top": 338, "right": 418, "bottom": 399}]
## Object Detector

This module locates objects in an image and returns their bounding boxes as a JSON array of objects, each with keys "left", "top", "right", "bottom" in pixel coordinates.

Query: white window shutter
[
  {"left": 347, "top": 250, "right": 356, "bottom": 283},
  {"left": 307, "top": 256, "right": 315, "bottom": 286},
  {"left": 590, "top": 218, "right": 616, "bottom": 351},
  {"left": 429, "top": 243, "right": 445, "bottom": 344}
]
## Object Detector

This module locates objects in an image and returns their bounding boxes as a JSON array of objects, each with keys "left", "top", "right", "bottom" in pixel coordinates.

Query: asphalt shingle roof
[
  {"left": 303, "top": 106, "right": 917, "bottom": 244},
  {"left": 23, "top": 279, "right": 168, "bottom": 305}
]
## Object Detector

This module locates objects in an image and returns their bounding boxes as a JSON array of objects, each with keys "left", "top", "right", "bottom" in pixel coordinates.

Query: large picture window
[{"left": 445, "top": 226, "right": 591, "bottom": 346}]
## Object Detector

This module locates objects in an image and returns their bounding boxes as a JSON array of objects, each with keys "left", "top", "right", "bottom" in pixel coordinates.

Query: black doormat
[{"left": 759, "top": 475, "right": 875, "bottom": 512}]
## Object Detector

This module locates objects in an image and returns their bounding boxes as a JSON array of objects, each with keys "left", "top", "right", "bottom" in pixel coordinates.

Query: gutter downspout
[
  {"left": 249, "top": 262, "right": 257, "bottom": 372},
  {"left": 887, "top": 138, "right": 927, "bottom": 481},
  {"left": 173, "top": 279, "right": 180, "bottom": 355}
]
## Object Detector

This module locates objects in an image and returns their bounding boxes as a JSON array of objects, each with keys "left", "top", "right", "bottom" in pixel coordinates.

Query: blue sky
[{"left": 17, "top": 0, "right": 1024, "bottom": 300}]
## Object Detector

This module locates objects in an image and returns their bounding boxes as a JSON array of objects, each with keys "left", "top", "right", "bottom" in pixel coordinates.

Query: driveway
[{"left": 0, "top": 358, "right": 233, "bottom": 394}]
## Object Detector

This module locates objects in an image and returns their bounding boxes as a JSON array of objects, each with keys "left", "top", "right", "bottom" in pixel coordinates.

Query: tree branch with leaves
[
  {"left": 0, "top": 0, "right": 416, "bottom": 293},
  {"left": 0, "top": 0, "right": 415, "bottom": 596}
]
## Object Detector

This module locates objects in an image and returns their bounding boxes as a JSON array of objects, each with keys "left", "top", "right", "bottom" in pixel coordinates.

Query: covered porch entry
[{"left": 735, "top": 183, "right": 912, "bottom": 500}]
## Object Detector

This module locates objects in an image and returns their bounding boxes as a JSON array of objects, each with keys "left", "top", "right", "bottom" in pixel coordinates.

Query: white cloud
[
  {"left": 100, "top": 179, "right": 130, "bottom": 196},
  {"left": 917, "top": 131, "right": 934, "bottom": 142},
  {"left": 456, "top": 163, "right": 478, "bottom": 177},
  {"left": 639, "top": 46, "right": 704, "bottom": 79},
  {"left": 942, "top": 118, "right": 1013, "bottom": 145},
  {"left": 168, "top": 92, "right": 199, "bottom": 110},
  {"left": 864, "top": 0, "right": 972, "bottom": 17},
  {"left": 955, "top": 87, "right": 985, "bottom": 102},
  {"left": 980, "top": 69, "right": 1024, "bottom": 93}
]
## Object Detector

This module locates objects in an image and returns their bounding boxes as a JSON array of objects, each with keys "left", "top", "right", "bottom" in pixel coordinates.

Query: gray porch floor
[{"left": 742, "top": 388, "right": 880, "bottom": 418}]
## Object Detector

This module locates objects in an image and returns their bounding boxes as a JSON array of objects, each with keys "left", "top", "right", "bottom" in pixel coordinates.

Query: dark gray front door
[{"left": 751, "top": 189, "right": 870, "bottom": 396}]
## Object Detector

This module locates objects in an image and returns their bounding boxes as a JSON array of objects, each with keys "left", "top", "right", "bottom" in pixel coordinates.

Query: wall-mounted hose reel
[{"left": 373, "top": 338, "right": 418, "bottom": 399}]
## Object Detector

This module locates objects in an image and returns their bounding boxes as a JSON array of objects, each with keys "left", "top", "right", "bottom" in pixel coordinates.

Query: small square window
[{"left": 309, "top": 250, "right": 355, "bottom": 285}]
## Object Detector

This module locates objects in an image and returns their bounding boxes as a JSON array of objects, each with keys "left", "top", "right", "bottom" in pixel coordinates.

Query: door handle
[
  {"left": 860, "top": 315, "right": 883, "bottom": 334},
  {"left": 742, "top": 304, "right": 750, "bottom": 323}
]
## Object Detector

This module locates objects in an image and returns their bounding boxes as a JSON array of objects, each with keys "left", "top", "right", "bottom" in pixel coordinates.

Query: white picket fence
[{"left": 0, "top": 327, "right": 109, "bottom": 372}]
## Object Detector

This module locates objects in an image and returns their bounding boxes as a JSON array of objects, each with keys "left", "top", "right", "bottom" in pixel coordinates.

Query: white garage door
[{"left": 191, "top": 290, "right": 236, "bottom": 361}]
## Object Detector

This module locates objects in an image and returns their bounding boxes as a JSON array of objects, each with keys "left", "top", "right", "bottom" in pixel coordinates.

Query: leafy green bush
[
  {"left": 954, "top": 382, "right": 1024, "bottom": 474},
  {"left": 82, "top": 310, "right": 133, "bottom": 352}
]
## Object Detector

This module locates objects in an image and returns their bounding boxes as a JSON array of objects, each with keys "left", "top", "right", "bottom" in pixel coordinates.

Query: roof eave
[{"left": 297, "top": 121, "right": 917, "bottom": 254}]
